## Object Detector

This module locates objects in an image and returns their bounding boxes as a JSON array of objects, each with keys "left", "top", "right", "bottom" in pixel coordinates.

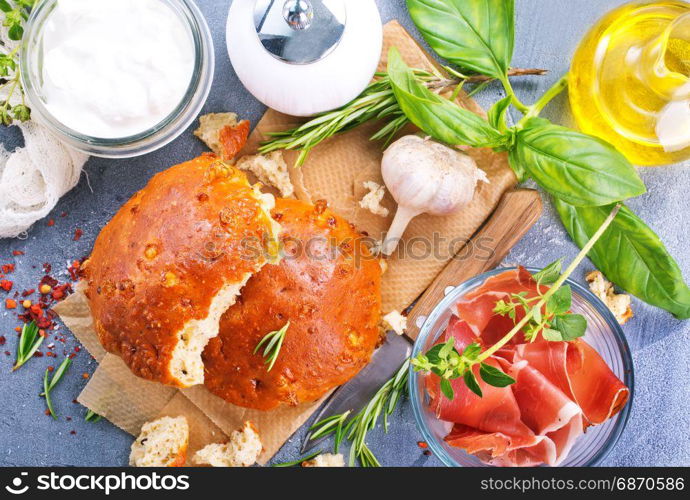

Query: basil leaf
[
  {"left": 488, "top": 95, "right": 512, "bottom": 133},
  {"left": 532, "top": 259, "right": 562, "bottom": 285},
  {"left": 387, "top": 48, "right": 507, "bottom": 149},
  {"left": 440, "top": 378, "right": 455, "bottom": 400},
  {"left": 479, "top": 363, "right": 516, "bottom": 387},
  {"left": 463, "top": 370, "right": 483, "bottom": 397},
  {"left": 406, "top": 0, "right": 514, "bottom": 80},
  {"left": 555, "top": 200, "right": 690, "bottom": 319},
  {"left": 547, "top": 285, "right": 572, "bottom": 315},
  {"left": 551, "top": 314, "right": 587, "bottom": 341},
  {"left": 512, "top": 118, "right": 646, "bottom": 207}
]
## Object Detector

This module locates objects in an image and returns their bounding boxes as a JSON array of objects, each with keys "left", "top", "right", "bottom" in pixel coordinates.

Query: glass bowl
[
  {"left": 20, "top": 0, "right": 214, "bottom": 158},
  {"left": 409, "top": 267, "right": 634, "bottom": 467}
]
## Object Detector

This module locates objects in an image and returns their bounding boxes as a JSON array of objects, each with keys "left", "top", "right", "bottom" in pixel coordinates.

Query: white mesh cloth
[
  {"left": 0, "top": 19, "right": 88, "bottom": 238},
  {"left": 0, "top": 122, "right": 87, "bottom": 238}
]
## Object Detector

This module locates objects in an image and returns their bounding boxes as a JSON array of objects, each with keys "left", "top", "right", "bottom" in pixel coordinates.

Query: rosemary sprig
[
  {"left": 13, "top": 321, "right": 43, "bottom": 371},
  {"left": 413, "top": 204, "right": 622, "bottom": 400},
  {"left": 307, "top": 359, "right": 409, "bottom": 467},
  {"left": 253, "top": 321, "right": 289, "bottom": 372},
  {"left": 258, "top": 67, "right": 546, "bottom": 166},
  {"left": 0, "top": 0, "right": 35, "bottom": 125},
  {"left": 41, "top": 357, "right": 72, "bottom": 419},
  {"left": 271, "top": 450, "right": 322, "bottom": 467},
  {"left": 85, "top": 408, "right": 102, "bottom": 423}
]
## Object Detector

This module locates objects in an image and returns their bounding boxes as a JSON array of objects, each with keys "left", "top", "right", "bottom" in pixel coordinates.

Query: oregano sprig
[
  {"left": 0, "top": 0, "right": 35, "bottom": 125},
  {"left": 413, "top": 204, "right": 622, "bottom": 400}
]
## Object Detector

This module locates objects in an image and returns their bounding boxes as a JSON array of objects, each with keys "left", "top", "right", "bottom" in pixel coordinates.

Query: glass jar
[
  {"left": 569, "top": 1, "right": 690, "bottom": 166},
  {"left": 20, "top": 0, "right": 214, "bottom": 158},
  {"left": 409, "top": 268, "right": 634, "bottom": 467}
]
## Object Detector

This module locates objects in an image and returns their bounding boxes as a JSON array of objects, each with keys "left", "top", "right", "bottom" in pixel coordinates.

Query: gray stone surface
[{"left": 1, "top": 0, "right": 688, "bottom": 467}]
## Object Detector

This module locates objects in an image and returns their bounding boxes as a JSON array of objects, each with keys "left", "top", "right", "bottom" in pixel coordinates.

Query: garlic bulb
[{"left": 380, "top": 135, "right": 488, "bottom": 256}]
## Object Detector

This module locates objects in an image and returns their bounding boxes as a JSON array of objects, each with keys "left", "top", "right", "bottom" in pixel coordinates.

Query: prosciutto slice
[{"left": 425, "top": 268, "right": 629, "bottom": 467}]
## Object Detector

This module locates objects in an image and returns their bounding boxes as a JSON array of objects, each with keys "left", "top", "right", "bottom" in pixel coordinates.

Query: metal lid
[{"left": 253, "top": 0, "right": 346, "bottom": 65}]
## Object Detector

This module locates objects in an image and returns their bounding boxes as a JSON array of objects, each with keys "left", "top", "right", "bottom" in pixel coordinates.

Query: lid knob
[{"left": 283, "top": 0, "right": 313, "bottom": 30}]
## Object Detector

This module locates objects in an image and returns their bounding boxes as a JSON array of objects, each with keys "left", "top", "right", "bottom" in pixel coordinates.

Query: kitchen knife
[{"left": 301, "top": 189, "right": 543, "bottom": 453}]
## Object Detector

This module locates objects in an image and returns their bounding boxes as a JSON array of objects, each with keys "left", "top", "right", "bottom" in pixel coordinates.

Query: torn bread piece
[
  {"left": 236, "top": 152, "right": 295, "bottom": 198},
  {"left": 359, "top": 181, "right": 389, "bottom": 217},
  {"left": 194, "top": 112, "right": 250, "bottom": 161},
  {"left": 302, "top": 453, "right": 345, "bottom": 467},
  {"left": 586, "top": 270, "right": 633, "bottom": 325},
  {"left": 382, "top": 310, "right": 407, "bottom": 335},
  {"left": 129, "top": 416, "right": 189, "bottom": 467},
  {"left": 193, "top": 421, "right": 262, "bottom": 467},
  {"left": 82, "top": 156, "right": 281, "bottom": 388}
]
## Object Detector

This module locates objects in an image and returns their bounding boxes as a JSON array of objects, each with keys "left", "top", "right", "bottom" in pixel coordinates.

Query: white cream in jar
[{"left": 39, "top": 0, "right": 195, "bottom": 139}]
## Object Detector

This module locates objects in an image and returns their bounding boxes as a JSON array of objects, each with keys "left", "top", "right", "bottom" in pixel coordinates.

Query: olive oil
[{"left": 569, "top": 1, "right": 690, "bottom": 165}]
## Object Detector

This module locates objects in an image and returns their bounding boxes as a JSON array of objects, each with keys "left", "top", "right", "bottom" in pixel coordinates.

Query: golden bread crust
[
  {"left": 202, "top": 199, "right": 382, "bottom": 410},
  {"left": 83, "top": 154, "right": 276, "bottom": 386}
]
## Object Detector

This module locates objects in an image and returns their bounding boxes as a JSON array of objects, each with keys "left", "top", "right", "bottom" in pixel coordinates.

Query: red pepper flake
[
  {"left": 70, "top": 430, "right": 76, "bottom": 435},
  {"left": 60, "top": 211, "right": 68, "bottom": 218},
  {"left": 66, "top": 416, "right": 72, "bottom": 421},
  {"left": 21, "top": 289, "right": 35, "bottom": 297},
  {"left": 1, "top": 264, "right": 14, "bottom": 274},
  {"left": 68, "top": 353, "right": 76, "bottom": 359},
  {"left": 12, "top": 250, "right": 24, "bottom": 256},
  {"left": 73, "top": 228, "right": 83, "bottom": 241},
  {"left": 423, "top": 450, "right": 432, "bottom": 456},
  {"left": 4, "top": 351, "right": 10, "bottom": 356},
  {"left": 5, "top": 299, "right": 16, "bottom": 309},
  {"left": 42, "top": 263, "right": 52, "bottom": 274},
  {"left": 72, "top": 399, "right": 78, "bottom": 404},
  {"left": 417, "top": 441, "right": 428, "bottom": 449},
  {"left": 0, "top": 280, "right": 12, "bottom": 292},
  {"left": 45, "top": 351, "right": 55, "bottom": 358},
  {"left": 45, "top": 410, "right": 51, "bottom": 416},
  {"left": 47, "top": 219, "right": 55, "bottom": 227},
  {"left": 74, "top": 346, "right": 81, "bottom": 352},
  {"left": 82, "top": 373, "right": 89, "bottom": 379},
  {"left": 47, "top": 366, "right": 54, "bottom": 372},
  {"left": 0, "top": 336, "right": 5, "bottom": 346},
  {"left": 33, "top": 351, "right": 43, "bottom": 358}
]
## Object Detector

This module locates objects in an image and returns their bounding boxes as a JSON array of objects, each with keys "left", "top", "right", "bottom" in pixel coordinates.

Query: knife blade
[
  {"left": 301, "top": 331, "right": 412, "bottom": 453},
  {"left": 300, "top": 189, "right": 543, "bottom": 454}
]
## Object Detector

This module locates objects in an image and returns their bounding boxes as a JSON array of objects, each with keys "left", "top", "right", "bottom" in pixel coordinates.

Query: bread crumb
[
  {"left": 382, "top": 310, "right": 407, "bottom": 335},
  {"left": 359, "top": 181, "right": 389, "bottom": 217},
  {"left": 586, "top": 270, "right": 633, "bottom": 325},
  {"left": 195, "top": 113, "right": 239, "bottom": 156},
  {"left": 236, "top": 152, "right": 294, "bottom": 198},
  {"left": 302, "top": 453, "right": 345, "bottom": 467},
  {"left": 129, "top": 416, "right": 189, "bottom": 467},
  {"left": 193, "top": 421, "right": 262, "bottom": 467}
]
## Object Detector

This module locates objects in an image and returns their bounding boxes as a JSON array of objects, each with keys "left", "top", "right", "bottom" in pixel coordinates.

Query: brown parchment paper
[
  {"left": 241, "top": 21, "right": 516, "bottom": 314},
  {"left": 53, "top": 21, "right": 516, "bottom": 466}
]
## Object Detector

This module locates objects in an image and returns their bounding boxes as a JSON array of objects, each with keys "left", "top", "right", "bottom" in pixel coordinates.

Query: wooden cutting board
[{"left": 406, "top": 188, "right": 543, "bottom": 339}]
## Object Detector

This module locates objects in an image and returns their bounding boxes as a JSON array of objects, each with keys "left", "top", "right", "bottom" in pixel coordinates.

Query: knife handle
[{"left": 405, "top": 188, "right": 542, "bottom": 340}]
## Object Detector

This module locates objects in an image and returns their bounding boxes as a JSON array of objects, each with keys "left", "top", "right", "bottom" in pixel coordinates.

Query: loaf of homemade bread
[
  {"left": 82, "top": 155, "right": 280, "bottom": 387},
  {"left": 203, "top": 199, "right": 382, "bottom": 410}
]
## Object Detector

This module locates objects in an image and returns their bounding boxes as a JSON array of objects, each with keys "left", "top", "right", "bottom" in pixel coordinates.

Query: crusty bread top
[
  {"left": 83, "top": 154, "right": 278, "bottom": 387},
  {"left": 202, "top": 198, "right": 382, "bottom": 410}
]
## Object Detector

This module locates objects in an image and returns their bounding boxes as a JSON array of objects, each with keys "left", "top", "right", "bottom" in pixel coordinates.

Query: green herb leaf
[
  {"left": 555, "top": 200, "right": 690, "bottom": 319},
  {"left": 463, "top": 369, "right": 483, "bottom": 397},
  {"left": 541, "top": 328, "right": 565, "bottom": 341},
  {"left": 532, "top": 259, "right": 562, "bottom": 285},
  {"left": 271, "top": 450, "right": 322, "bottom": 467},
  {"left": 488, "top": 95, "right": 512, "bottom": 133},
  {"left": 439, "top": 378, "right": 455, "bottom": 400},
  {"left": 13, "top": 321, "right": 43, "bottom": 371},
  {"left": 406, "top": 0, "right": 514, "bottom": 80},
  {"left": 387, "top": 47, "right": 507, "bottom": 149},
  {"left": 547, "top": 285, "right": 572, "bottom": 315},
  {"left": 85, "top": 409, "right": 102, "bottom": 423},
  {"left": 254, "top": 321, "right": 289, "bottom": 372},
  {"left": 479, "top": 362, "right": 516, "bottom": 387},
  {"left": 462, "top": 342, "right": 482, "bottom": 360},
  {"left": 43, "top": 368, "right": 56, "bottom": 420},
  {"left": 550, "top": 314, "right": 587, "bottom": 341},
  {"left": 41, "top": 357, "right": 72, "bottom": 419},
  {"left": 512, "top": 118, "right": 646, "bottom": 207}
]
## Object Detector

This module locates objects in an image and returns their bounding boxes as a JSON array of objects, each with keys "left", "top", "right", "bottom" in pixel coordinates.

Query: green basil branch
[{"left": 399, "top": 0, "right": 690, "bottom": 319}]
